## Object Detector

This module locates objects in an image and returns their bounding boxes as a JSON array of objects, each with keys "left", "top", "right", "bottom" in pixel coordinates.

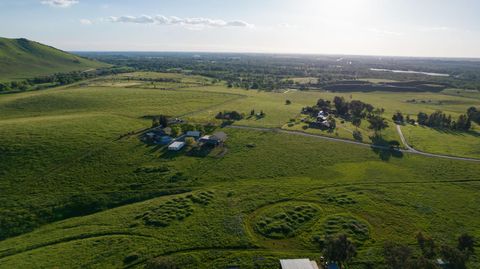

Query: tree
[
  {"left": 151, "top": 118, "right": 160, "bottom": 128},
  {"left": 417, "top": 112, "right": 429, "bottom": 125},
  {"left": 352, "top": 117, "right": 362, "bottom": 129},
  {"left": 416, "top": 232, "right": 436, "bottom": 259},
  {"left": 323, "top": 234, "right": 356, "bottom": 269},
  {"left": 413, "top": 256, "right": 440, "bottom": 269},
  {"left": 327, "top": 116, "right": 336, "bottom": 130},
  {"left": 368, "top": 115, "right": 389, "bottom": 134},
  {"left": 171, "top": 126, "right": 181, "bottom": 137},
  {"left": 333, "top": 96, "right": 349, "bottom": 116},
  {"left": 180, "top": 124, "right": 195, "bottom": 133},
  {"left": 285, "top": 99, "right": 292, "bottom": 105},
  {"left": 457, "top": 234, "right": 475, "bottom": 255},
  {"left": 353, "top": 130, "right": 363, "bottom": 141},
  {"left": 158, "top": 115, "right": 169, "bottom": 128},
  {"left": 455, "top": 114, "right": 471, "bottom": 131},
  {"left": 349, "top": 100, "right": 367, "bottom": 118},
  {"left": 467, "top": 107, "right": 480, "bottom": 124},
  {"left": 440, "top": 245, "right": 467, "bottom": 269},
  {"left": 392, "top": 112, "right": 404, "bottom": 123},
  {"left": 317, "top": 99, "right": 331, "bottom": 111},
  {"left": 383, "top": 242, "right": 413, "bottom": 269},
  {"left": 185, "top": 137, "right": 196, "bottom": 147}
]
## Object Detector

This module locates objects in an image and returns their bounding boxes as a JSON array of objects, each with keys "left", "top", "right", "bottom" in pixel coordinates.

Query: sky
[{"left": 1, "top": 0, "right": 479, "bottom": 58}]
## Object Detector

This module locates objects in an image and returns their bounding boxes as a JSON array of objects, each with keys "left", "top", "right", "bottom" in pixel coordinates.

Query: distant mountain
[{"left": 0, "top": 37, "right": 108, "bottom": 82}]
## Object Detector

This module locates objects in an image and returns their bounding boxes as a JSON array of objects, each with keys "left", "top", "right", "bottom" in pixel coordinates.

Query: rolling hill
[{"left": 0, "top": 37, "right": 108, "bottom": 82}]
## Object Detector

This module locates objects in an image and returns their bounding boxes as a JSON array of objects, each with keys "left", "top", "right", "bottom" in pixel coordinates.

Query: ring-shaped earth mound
[
  {"left": 311, "top": 213, "right": 370, "bottom": 247},
  {"left": 253, "top": 202, "right": 320, "bottom": 239}
]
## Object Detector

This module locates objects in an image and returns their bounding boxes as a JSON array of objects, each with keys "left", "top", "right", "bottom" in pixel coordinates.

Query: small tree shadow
[
  {"left": 186, "top": 145, "right": 214, "bottom": 158},
  {"left": 370, "top": 135, "right": 404, "bottom": 161}
]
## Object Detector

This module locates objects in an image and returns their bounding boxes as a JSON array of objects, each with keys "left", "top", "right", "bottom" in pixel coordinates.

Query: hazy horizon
[{"left": 1, "top": 0, "right": 480, "bottom": 58}]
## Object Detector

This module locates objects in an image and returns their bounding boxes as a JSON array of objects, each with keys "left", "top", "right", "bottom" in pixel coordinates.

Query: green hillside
[{"left": 0, "top": 37, "right": 108, "bottom": 82}]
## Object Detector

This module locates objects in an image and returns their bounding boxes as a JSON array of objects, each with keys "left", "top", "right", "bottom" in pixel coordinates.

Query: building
[
  {"left": 186, "top": 131, "right": 201, "bottom": 138},
  {"left": 317, "top": 111, "right": 328, "bottom": 122},
  {"left": 212, "top": 132, "right": 227, "bottom": 143},
  {"left": 199, "top": 132, "right": 228, "bottom": 146},
  {"left": 168, "top": 141, "right": 185, "bottom": 151},
  {"left": 280, "top": 259, "right": 319, "bottom": 269},
  {"left": 156, "top": 136, "right": 173, "bottom": 145}
]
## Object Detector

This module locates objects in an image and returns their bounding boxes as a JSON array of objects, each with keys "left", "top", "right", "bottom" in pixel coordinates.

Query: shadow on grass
[
  {"left": 186, "top": 145, "right": 214, "bottom": 158},
  {"left": 419, "top": 125, "right": 480, "bottom": 138},
  {"left": 159, "top": 149, "right": 183, "bottom": 160},
  {"left": 370, "top": 135, "right": 404, "bottom": 161}
]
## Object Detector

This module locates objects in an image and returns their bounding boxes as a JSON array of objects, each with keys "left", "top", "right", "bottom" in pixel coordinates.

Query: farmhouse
[
  {"left": 317, "top": 110, "right": 328, "bottom": 121},
  {"left": 168, "top": 141, "right": 185, "bottom": 151},
  {"left": 280, "top": 259, "right": 319, "bottom": 269}
]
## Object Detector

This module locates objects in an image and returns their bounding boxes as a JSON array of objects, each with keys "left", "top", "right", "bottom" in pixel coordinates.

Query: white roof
[
  {"left": 168, "top": 141, "right": 185, "bottom": 150},
  {"left": 280, "top": 259, "right": 318, "bottom": 269}
]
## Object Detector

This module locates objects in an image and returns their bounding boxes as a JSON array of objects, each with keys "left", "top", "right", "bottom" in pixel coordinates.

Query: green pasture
[{"left": 0, "top": 72, "right": 479, "bottom": 268}]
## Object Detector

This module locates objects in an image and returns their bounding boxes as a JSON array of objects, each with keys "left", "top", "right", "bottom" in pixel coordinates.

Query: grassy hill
[{"left": 0, "top": 37, "right": 108, "bottom": 82}]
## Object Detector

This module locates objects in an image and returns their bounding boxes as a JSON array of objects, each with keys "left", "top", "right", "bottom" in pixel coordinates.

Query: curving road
[
  {"left": 226, "top": 125, "right": 480, "bottom": 163},
  {"left": 395, "top": 124, "right": 480, "bottom": 162}
]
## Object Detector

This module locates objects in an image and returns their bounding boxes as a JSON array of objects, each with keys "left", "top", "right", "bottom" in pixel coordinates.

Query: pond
[{"left": 370, "top": 68, "right": 450, "bottom": 77}]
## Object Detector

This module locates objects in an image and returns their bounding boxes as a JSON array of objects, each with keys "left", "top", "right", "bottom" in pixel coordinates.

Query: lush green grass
[
  {"left": 0, "top": 72, "right": 479, "bottom": 268},
  {"left": 0, "top": 37, "right": 108, "bottom": 82},
  {"left": 402, "top": 124, "right": 480, "bottom": 158}
]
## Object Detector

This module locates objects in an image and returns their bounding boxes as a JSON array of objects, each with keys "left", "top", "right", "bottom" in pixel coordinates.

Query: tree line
[
  {"left": 393, "top": 106, "right": 479, "bottom": 132},
  {"left": 320, "top": 232, "right": 475, "bottom": 269},
  {"left": 0, "top": 67, "right": 133, "bottom": 93}
]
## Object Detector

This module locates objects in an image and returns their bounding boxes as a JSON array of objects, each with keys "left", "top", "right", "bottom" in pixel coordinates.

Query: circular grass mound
[
  {"left": 254, "top": 202, "right": 320, "bottom": 239},
  {"left": 312, "top": 214, "right": 370, "bottom": 246}
]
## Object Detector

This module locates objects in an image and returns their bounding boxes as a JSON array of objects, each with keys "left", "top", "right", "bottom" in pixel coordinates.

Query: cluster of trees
[
  {"left": 384, "top": 232, "right": 475, "bottom": 269},
  {"left": 250, "top": 109, "right": 266, "bottom": 118},
  {"left": 0, "top": 67, "right": 132, "bottom": 92},
  {"left": 322, "top": 234, "right": 357, "bottom": 269},
  {"left": 151, "top": 115, "right": 169, "bottom": 128},
  {"left": 417, "top": 111, "right": 471, "bottom": 131},
  {"left": 215, "top": 111, "right": 244, "bottom": 121},
  {"left": 467, "top": 107, "right": 480, "bottom": 125},
  {"left": 304, "top": 97, "right": 389, "bottom": 134}
]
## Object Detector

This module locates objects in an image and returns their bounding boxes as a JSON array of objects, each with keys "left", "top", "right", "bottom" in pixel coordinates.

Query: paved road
[{"left": 227, "top": 125, "right": 480, "bottom": 163}]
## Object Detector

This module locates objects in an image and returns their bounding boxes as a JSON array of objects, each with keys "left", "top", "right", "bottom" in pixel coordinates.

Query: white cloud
[
  {"left": 41, "top": 0, "right": 79, "bottom": 8},
  {"left": 420, "top": 26, "right": 454, "bottom": 32},
  {"left": 80, "top": 19, "right": 92, "bottom": 25},
  {"left": 369, "top": 28, "right": 403, "bottom": 36},
  {"left": 278, "top": 23, "right": 297, "bottom": 29},
  {"left": 106, "top": 15, "right": 253, "bottom": 28}
]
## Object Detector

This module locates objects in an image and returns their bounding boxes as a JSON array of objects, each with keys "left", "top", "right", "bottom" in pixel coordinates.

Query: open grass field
[{"left": 0, "top": 72, "right": 479, "bottom": 268}]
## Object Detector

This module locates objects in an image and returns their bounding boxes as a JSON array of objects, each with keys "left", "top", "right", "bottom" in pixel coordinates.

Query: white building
[
  {"left": 280, "top": 259, "right": 319, "bottom": 269},
  {"left": 168, "top": 141, "right": 185, "bottom": 151}
]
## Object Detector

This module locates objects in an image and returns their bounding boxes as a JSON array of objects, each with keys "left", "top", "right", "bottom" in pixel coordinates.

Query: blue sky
[{"left": 1, "top": 0, "right": 479, "bottom": 57}]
